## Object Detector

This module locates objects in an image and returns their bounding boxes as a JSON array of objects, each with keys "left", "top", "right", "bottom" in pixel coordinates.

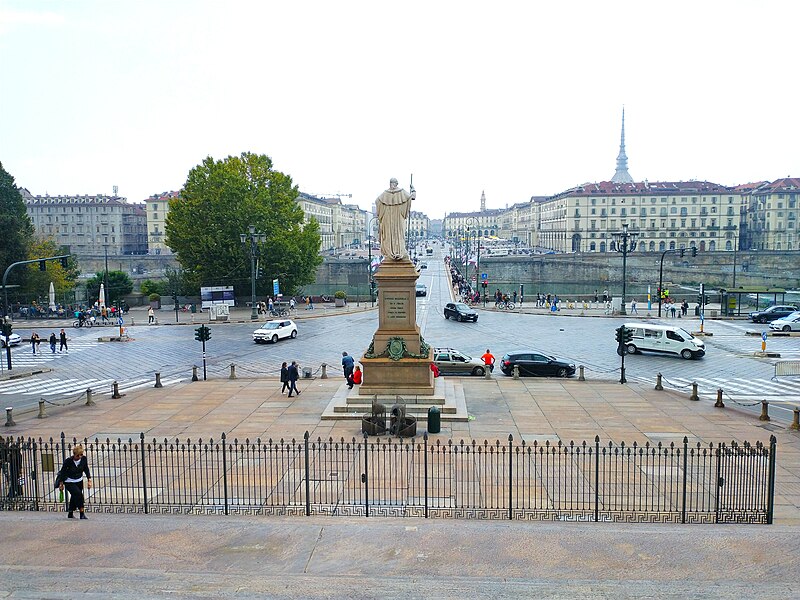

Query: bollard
[
  {"left": 85, "top": 388, "right": 95, "bottom": 407},
  {"left": 484, "top": 364, "right": 492, "bottom": 379},
  {"left": 578, "top": 365, "right": 585, "bottom": 382},
  {"left": 38, "top": 399, "right": 47, "bottom": 419},
  {"left": 714, "top": 388, "right": 725, "bottom": 408},
  {"left": 790, "top": 407, "right": 800, "bottom": 431},
  {"left": 154, "top": 372, "right": 163, "bottom": 388},
  {"left": 321, "top": 363, "right": 328, "bottom": 379},
  {"left": 655, "top": 373, "right": 663, "bottom": 391},
  {"left": 229, "top": 364, "right": 237, "bottom": 380},
  {"left": 4, "top": 407, "right": 15, "bottom": 427},
  {"left": 512, "top": 364, "right": 520, "bottom": 380},
  {"left": 111, "top": 381, "right": 122, "bottom": 399},
  {"left": 192, "top": 365, "right": 199, "bottom": 382},
  {"left": 759, "top": 400, "right": 770, "bottom": 422},
  {"left": 131, "top": 318, "right": 135, "bottom": 326},
  {"left": 689, "top": 382, "right": 699, "bottom": 402}
]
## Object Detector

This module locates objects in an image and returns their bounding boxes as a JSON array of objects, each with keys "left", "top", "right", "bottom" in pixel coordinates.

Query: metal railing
[{"left": 0, "top": 433, "right": 776, "bottom": 524}]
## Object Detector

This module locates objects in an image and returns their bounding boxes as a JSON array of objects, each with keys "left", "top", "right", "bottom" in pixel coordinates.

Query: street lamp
[
  {"left": 240, "top": 225, "right": 267, "bottom": 320},
  {"left": 611, "top": 224, "right": 639, "bottom": 316},
  {"left": 367, "top": 216, "right": 378, "bottom": 307}
]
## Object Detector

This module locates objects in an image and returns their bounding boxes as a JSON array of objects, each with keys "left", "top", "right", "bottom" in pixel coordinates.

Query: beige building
[
  {"left": 742, "top": 178, "right": 800, "bottom": 251},
  {"left": 145, "top": 191, "right": 179, "bottom": 254},
  {"left": 296, "top": 193, "right": 368, "bottom": 252},
  {"left": 408, "top": 211, "right": 430, "bottom": 243},
  {"left": 21, "top": 189, "right": 148, "bottom": 257}
]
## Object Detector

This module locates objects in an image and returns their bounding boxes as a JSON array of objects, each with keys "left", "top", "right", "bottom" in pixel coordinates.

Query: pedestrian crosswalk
[
  {"left": 0, "top": 374, "right": 185, "bottom": 398},
  {"left": 0, "top": 338, "right": 98, "bottom": 370},
  {"left": 634, "top": 375, "right": 800, "bottom": 400}
]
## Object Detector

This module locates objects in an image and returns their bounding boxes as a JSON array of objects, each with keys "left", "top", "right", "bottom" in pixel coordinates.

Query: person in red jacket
[
  {"left": 430, "top": 362, "right": 440, "bottom": 378},
  {"left": 351, "top": 365, "right": 363, "bottom": 386}
]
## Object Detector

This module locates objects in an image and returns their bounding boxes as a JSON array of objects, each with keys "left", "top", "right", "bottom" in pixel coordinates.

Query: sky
[{"left": 1, "top": 1, "right": 798, "bottom": 219}]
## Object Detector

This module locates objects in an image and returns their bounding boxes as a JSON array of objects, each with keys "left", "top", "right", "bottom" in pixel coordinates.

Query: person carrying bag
[{"left": 54, "top": 444, "right": 92, "bottom": 519}]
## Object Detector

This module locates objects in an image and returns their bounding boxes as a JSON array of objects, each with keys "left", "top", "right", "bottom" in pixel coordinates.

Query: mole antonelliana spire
[
  {"left": 611, "top": 107, "right": 633, "bottom": 184},
  {"left": 480, "top": 190, "right": 486, "bottom": 211}
]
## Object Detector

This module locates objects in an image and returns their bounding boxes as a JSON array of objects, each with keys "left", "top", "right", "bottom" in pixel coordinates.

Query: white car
[
  {"left": 0, "top": 333, "right": 21, "bottom": 348},
  {"left": 253, "top": 319, "right": 298, "bottom": 343},
  {"left": 769, "top": 312, "right": 800, "bottom": 332}
]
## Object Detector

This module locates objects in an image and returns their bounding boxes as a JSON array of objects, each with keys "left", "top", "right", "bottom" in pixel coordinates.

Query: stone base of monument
[
  {"left": 357, "top": 356, "right": 434, "bottom": 397},
  {"left": 320, "top": 377, "right": 469, "bottom": 422}
]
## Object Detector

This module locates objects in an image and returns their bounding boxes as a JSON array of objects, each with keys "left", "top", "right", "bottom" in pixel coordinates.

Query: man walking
[
  {"left": 630, "top": 299, "right": 638, "bottom": 314},
  {"left": 287, "top": 361, "right": 300, "bottom": 397},
  {"left": 480, "top": 348, "right": 495, "bottom": 372},
  {"left": 59, "top": 328, "right": 68, "bottom": 353},
  {"left": 341, "top": 351, "right": 355, "bottom": 388},
  {"left": 148, "top": 306, "right": 155, "bottom": 324}
]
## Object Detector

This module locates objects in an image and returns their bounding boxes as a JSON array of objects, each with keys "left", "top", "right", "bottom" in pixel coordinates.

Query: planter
[
  {"left": 149, "top": 300, "right": 161, "bottom": 310},
  {"left": 335, "top": 298, "right": 346, "bottom": 307}
]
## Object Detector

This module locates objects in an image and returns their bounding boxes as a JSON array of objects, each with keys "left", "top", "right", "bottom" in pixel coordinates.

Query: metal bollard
[
  {"left": 85, "top": 388, "right": 95, "bottom": 406},
  {"left": 4, "top": 407, "right": 15, "bottom": 427},
  {"left": 512, "top": 364, "right": 520, "bottom": 380},
  {"left": 714, "top": 388, "right": 725, "bottom": 408},
  {"left": 578, "top": 365, "right": 585, "bottom": 382},
  {"left": 759, "top": 400, "right": 770, "bottom": 422},
  {"left": 38, "top": 399, "right": 47, "bottom": 419},
  {"left": 229, "top": 364, "right": 237, "bottom": 380},
  {"left": 192, "top": 365, "right": 199, "bottom": 382},
  {"left": 790, "top": 407, "right": 800, "bottom": 431},
  {"left": 321, "top": 363, "right": 328, "bottom": 379},
  {"left": 689, "top": 382, "right": 699, "bottom": 402},
  {"left": 112, "top": 381, "right": 121, "bottom": 399},
  {"left": 655, "top": 373, "right": 663, "bottom": 391},
  {"left": 484, "top": 365, "right": 492, "bottom": 379},
  {"left": 154, "top": 372, "right": 163, "bottom": 388}
]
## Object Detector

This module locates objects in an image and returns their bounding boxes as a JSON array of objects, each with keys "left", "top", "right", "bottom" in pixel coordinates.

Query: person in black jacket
[
  {"left": 287, "top": 361, "right": 300, "bottom": 397},
  {"left": 55, "top": 444, "right": 92, "bottom": 519},
  {"left": 280, "top": 362, "right": 290, "bottom": 394}
]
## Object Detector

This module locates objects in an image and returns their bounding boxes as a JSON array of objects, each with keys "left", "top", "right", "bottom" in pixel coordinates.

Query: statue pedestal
[{"left": 359, "top": 258, "right": 434, "bottom": 396}]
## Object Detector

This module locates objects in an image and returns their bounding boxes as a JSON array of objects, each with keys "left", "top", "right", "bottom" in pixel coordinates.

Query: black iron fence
[{"left": 0, "top": 433, "right": 776, "bottom": 524}]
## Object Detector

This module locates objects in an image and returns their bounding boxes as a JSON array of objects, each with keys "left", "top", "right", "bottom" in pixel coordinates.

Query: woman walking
[
  {"left": 55, "top": 444, "right": 93, "bottom": 519},
  {"left": 280, "top": 362, "right": 290, "bottom": 394}
]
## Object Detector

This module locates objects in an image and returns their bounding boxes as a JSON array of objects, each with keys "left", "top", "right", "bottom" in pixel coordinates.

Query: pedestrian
[
  {"left": 671, "top": 305, "right": 677, "bottom": 318},
  {"left": 148, "top": 306, "right": 155, "bottom": 324},
  {"left": 594, "top": 290, "right": 599, "bottom": 305},
  {"left": 682, "top": 300, "right": 689, "bottom": 317},
  {"left": 1, "top": 438, "right": 23, "bottom": 498},
  {"left": 287, "top": 360, "right": 300, "bottom": 397},
  {"left": 351, "top": 365, "right": 363, "bottom": 386},
  {"left": 289, "top": 297, "right": 296, "bottom": 311},
  {"left": 49, "top": 332, "right": 57, "bottom": 353},
  {"left": 268, "top": 297, "right": 274, "bottom": 313},
  {"left": 342, "top": 351, "right": 355, "bottom": 387},
  {"left": 100, "top": 306, "right": 108, "bottom": 324},
  {"left": 55, "top": 443, "right": 93, "bottom": 519},
  {"left": 280, "top": 362, "right": 290, "bottom": 394},
  {"left": 512, "top": 290, "right": 517, "bottom": 304},
  {"left": 59, "top": 328, "right": 68, "bottom": 353},
  {"left": 30, "top": 332, "right": 40, "bottom": 354},
  {"left": 630, "top": 299, "right": 638, "bottom": 314},
  {"left": 480, "top": 348, "right": 495, "bottom": 372}
]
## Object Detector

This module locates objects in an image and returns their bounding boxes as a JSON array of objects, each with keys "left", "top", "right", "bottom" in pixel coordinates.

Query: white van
[{"left": 618, "top": 323, "right": 706, "bottom": 360}]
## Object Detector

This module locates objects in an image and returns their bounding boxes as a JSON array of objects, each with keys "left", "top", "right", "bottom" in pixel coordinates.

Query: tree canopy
[
  {"left": 21, "top": 238, "right": 80, "bottom": 300},
  {"left": 85, "top": 271, "right": 133, "bottom": 306},
  {"left": 165, "top": 152, "right": 322, "bottom": 297},
  {"left": 0, "top": 161, "right": 34, "bottom": 285}
]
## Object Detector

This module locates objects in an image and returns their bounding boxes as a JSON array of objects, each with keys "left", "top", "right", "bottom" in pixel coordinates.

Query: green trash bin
[
  {"left": 427, "top": 406, "right": 441, "bottom": 434},
  {"left": 191, "top": 303, "right": 197, "bottom": 314}
]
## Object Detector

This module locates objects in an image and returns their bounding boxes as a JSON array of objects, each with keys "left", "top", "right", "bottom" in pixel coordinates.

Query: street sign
[
  {"left": 700, "top": 313, "right": 704, "bottom": 322},
  {"left": 762, "top": 331, "right": 768, "bottom": 342},
  {"left": 272, "top": 278, "right": 280, "bottom": 296},
  {"left": 118, "top": 317, "right": 123, "bottom": 326},
  {"left": 481, "top": 273, "right": 487, "bottom": 280}
]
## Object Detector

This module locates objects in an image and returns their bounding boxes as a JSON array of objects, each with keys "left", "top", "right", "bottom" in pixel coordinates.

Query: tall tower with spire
[
  {"left": 480, "top": 190, "right": 486, "bottom": 212},
  {"left": 611, "top": 107, "right": 633, "bottom": 183}
]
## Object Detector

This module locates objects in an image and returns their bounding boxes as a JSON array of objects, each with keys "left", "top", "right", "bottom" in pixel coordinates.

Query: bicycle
[
  {"left": 496, "top": 301, "right": 515, "bottom": 310},
  {"left": 269, "top": 308, "right": 289, "bottom": 318},
  {"left": 72, "top": 318, "right": 95, "bottom": 328}
]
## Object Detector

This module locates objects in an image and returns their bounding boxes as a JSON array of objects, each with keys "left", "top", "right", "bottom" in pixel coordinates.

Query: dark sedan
[
  {"left": 749, "top": 305, "right": 799, "bottom": 323},
  {"left": 443, "top": 302, "right": 478, "bottom": 322},
  {"left": 500, "top": 351, "right": 576, "bottom": 378}
]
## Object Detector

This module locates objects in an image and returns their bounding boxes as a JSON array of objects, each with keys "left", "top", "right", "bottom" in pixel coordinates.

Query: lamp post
[
  {"left": 103, "top": 244, "right": 109, "bottom": 309},
  {"left": 240, "top": 225, "right": 267, "bottom": 320},
  {"left": 367, "top": 216, "right": 378, "bottom": 307},
  {"left": 611, "top": 224, "right": 639, "bottom": 316},
  {"left": 465, "top": 216, "right": 481, "bottom": 290}
]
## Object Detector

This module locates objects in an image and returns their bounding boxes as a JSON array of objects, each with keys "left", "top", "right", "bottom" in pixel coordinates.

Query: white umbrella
[
  {"left": 99, "top": 283, "right": 106, "bottom": 308},
  {"left": 49, "top": 282, "right": 56, "bottom": 311}
]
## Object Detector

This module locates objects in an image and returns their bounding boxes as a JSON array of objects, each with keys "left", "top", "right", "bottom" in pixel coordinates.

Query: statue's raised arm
[{"left": 376, "top": 178, "right": 415, "bottom": 261}]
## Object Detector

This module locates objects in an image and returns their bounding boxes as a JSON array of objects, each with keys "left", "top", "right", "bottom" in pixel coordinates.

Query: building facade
[
  {"left": 145, "top": 191, "right": 179, "bottom": 255},
  {"left": 296, "top": 193, "right": 368, "bottom": 253},
  {"left": 742, "top": 178, "right": 800, "bottom": 251},
  {"left": 21, "top": 189, "right": 148, "bottom": 256}
]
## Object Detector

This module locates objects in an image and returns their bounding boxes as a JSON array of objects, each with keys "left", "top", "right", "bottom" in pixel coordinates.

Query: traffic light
[
  {"left": 1, "top": 320, "right": 11, "bottom": 339},
  {"left": 60, "top": 256, "right": 70, "bottom": 268},
  {"left": 195, "top": 325, "right": 211, "bottom": 342},
  {"left": 39, "top": 260, "right": 46, "bottom": 271},
  {"left": 615, "top": 326, "right": 624, "bottom": 345},
  {"left": 691, "top": 247, "right": 697, "bottom": 257},
  {"left": 622, "top": 327, "right": 633, "bottom": 345},
  {"left": 482, "top": 281, "right": 488, "bottom": 290}
]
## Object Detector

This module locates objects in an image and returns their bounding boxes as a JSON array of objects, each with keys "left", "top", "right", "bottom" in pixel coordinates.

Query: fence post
[
  {"left": 38, "top": 399, "right": 47, "bottom": 419},
  {"left": 192, "top": 365, "right": 199, "bottom": 382},
  {"left": 229, "top": 364, "right": 236, "bottom": 380},
  {"left": 154, "top": 372, "right": 163, "bottom": 388},
  {"left": 111, "top": 381, "right": 121, "bottom": 399},
  {"left": 304, "top": 432, "right": 311, "bottom": 517},
  {"left": 791, "top": 407, "right": 800, "bottom": 431},
  {"left": 689, "top": 382, "right": 699, "bottom": 402},
  {"left": 681, "top": 436, "right": 688, "bottom": 524},
  {"left": 363, "top": 432, "right": 370, "bottom": 518},
  {"left": 594, "top": 436, "right": 600, "bottom": 522},
  {"left": 423, "top": 433, "right": 429, "bottom": 519},
  {"left": 5, "top": 407, "right": 16, "bottom": 427},
  {"left": 714, "top": 444, "right": 722, "bottom": 524},
  {"left": 485, "top": 365, "right": 492, "bottom": 379},
  {"left": 578, "top": 365, "right": 585, "bottom": 382},
  {"left": 714, "top": 389, "right": 725, "bottom": 408},
  {"left": 321, "top": 363, "right": 328, "bottom": 379},
  {"left": 508, "top": 434, "right": 513, "bottom": 520},
  {"left": 655, "top": 373, "right": 663, "bottom": 391},
  {"left": 512, "top": 365, "right": 519, "bottom": 380},
  {"left": 221, "top": 433, "right": 228, "bottom": 516},
  {"left": 767, "top": 435, "right": 777, "bottom": 525},
  {"left": 759, "top": 400, "right": 770, "bottom": 422},
  {"left": 139, "top": 432, "right": 149, "bottom": 515},
  {"left": 85, "top": 387, "right": 95, "bottom": 406},
  {"left": 31, "top": 438, "right": 40, "bottom": 512}
]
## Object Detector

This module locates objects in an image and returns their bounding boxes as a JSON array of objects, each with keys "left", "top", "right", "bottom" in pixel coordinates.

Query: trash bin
[
  {"left": 694, "top": 306, "right": 700, "bottom": 316},
  {"left": 302, "top": 367, "right": 312, "bottom": 379},
  {"left": 427, "top": 406, "right": 441, "bottom": 434},
  {"left": 190, "top": 304, "right": 197, "bottom": 314}
]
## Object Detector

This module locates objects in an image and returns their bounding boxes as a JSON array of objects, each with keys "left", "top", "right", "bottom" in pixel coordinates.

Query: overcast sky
[{"left": 1, "top": 1, "right": 797, "bottom": 219}]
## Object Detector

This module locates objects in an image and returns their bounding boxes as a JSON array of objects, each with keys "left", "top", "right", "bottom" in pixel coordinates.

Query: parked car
[
  {"left": 443, "top": 302, "right": 478, "bottom": 322},
  {"left": 433, "top": 348, "right": 487, "bottom": 376},
  {"left": 253, "top": 319, "right": 297, "bottom": 343},
  {"left": 419, "top": 263, "right": 428, "bottom": 269},
  {"left": 769, "top": 312, "right": 800, "bottom": 332},
  {"left": 500, "top": 351, "right": 576, "bottom": 378},
  {"left": 415, "top": 283, "right": 428, "bottom": 297},
  {"left": 749, "top": 305, "right": 799, "bottom": 323},
  {"left": 0, "top": 332, "right": 21, "bottom": 348},
  {"left": 617, "top": 323, "right": 705, "bottom": 360}
]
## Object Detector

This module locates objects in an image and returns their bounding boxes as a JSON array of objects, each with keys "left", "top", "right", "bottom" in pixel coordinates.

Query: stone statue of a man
[{"left": 376, "top": 178, "right": 415, "bottom": 261}]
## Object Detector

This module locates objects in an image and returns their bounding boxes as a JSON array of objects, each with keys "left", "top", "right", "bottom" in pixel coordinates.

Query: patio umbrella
[
  {"left": 99, "top": 282, "right": 106, "bottom": 308},
  {"left": 49, "top": 282, "right": 56, "bottom": 311}
]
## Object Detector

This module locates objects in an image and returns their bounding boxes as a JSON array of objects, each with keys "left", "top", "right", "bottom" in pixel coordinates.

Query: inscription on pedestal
[{"left": 385, "top": 296, "right": 408, "bottom": 321}]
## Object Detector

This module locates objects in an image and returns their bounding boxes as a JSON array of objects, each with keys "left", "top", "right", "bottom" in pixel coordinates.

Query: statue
[{"left": 376, "top": 178, "right": 415, "bottom": 261}]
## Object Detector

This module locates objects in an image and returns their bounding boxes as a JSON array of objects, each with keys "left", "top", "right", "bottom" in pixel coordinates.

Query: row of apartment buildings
[{"left": 444, "top": 177, "right": 800, "bottom": 254}]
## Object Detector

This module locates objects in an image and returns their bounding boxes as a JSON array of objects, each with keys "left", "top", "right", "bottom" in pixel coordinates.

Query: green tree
[
  {"left": 85, "top": 271, "right": 133, "bottom": 306},
  {"left": 20, "top": 238, "right": 80, "bottom": 302},
  {"left": 0, "top": 161, "right": 34, "bottom": 286},
  {"left": 165, "top": 153, "right": 322, "bottom": 297}
]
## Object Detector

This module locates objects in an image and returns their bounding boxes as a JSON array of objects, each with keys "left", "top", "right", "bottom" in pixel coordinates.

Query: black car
[
  {"left": 500, "top": 351, "right": 575, "bottom": 378},
  {"left": 443, "top": 302, "right": 478, "bottom": 322},
  {"left": 749, "top": 305, "right": 799, "bottom": 323},
  {"left": 415, "top": 284, "right": 428, "bottom": 296}
]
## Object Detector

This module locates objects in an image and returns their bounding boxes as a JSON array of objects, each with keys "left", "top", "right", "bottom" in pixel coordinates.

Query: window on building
[{"left": 660, "top": 208, "right": 667, "bottom": 216}]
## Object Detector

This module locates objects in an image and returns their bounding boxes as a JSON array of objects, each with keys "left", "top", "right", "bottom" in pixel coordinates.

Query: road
[{"left": 2, "top": 247, "right": 799, "bottom": 422}]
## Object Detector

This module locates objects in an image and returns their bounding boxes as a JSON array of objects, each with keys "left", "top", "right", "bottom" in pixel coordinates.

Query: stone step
[
  {"left": 334, "top": 403, "right": 457, "bottom": 415},
  {"left": 345, "top": 395, "right": 446, "bottom": 406}
]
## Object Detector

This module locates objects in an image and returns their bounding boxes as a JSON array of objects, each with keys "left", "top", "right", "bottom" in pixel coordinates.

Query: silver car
[{"left": 433, "top": 348, "right": 487, "bottom": 376}]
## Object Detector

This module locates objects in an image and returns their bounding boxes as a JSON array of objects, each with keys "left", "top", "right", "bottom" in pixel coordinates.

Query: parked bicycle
[
  {"left": 269, "top": 308, "right": 289, "bottom": 317},
  {"left": 72, "top": 318, "right": 95, "bottom": 328},
  {"left": 496, "top": 300, "right": 515, "bottom": 310}
]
